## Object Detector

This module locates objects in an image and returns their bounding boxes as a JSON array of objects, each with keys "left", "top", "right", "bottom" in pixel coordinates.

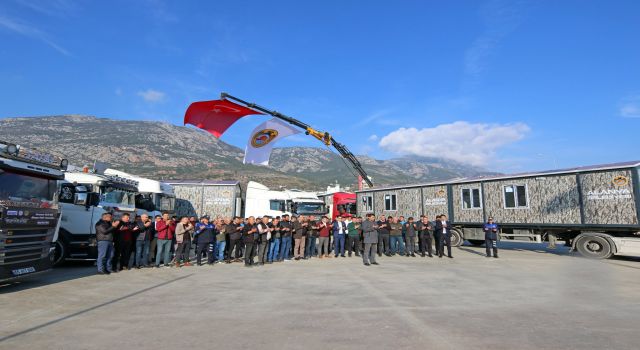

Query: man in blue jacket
[
  {"left": 483, "top": 217, "right": 499, "bottom": 258},
  {"left": 332, "top": 216, "right": 347, "bottom": 257},
  {"left": 194, "top": 216, "right": 215, "bottom": 265}
]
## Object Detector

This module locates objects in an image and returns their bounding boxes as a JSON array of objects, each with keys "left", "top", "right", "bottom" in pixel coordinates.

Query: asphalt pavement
[{"left": 1, "top": 241, "right": 639, "bottom": 350}]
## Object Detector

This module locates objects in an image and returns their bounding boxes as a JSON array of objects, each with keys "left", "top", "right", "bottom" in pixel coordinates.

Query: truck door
[{"left": 58, "top": 184, "right": 97, "bottom": 257}]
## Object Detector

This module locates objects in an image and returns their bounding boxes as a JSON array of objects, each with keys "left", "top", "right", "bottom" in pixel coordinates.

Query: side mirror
[{"left": 73, "top": 192, "right": 88, "bottom": 206}]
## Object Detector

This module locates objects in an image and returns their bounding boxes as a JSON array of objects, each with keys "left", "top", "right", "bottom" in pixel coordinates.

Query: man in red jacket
[{"left": 155, "top": 212, "right": 176, "bottom": 267}]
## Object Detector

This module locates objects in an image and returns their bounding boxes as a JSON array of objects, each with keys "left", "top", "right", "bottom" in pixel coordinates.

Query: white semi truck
[
  {"left": 0, "top": 140, "right": 68, "bottom": 282},
  {"left": 244, "top": 181, "right": 326, "bottom": 218},
  {"left": 54, "top": 170, "right": 138, "bottom": 265},
  {"left": 104, "top": 168, "right": 176, "bottom": 218}
]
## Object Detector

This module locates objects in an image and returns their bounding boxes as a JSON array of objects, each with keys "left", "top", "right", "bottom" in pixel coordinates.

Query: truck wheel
[
  {"left": 575, "top": 235, "right": 613, "bottom": 259},
  {"left": 467, "top": 239, "right": 485, "bottom": 246},
  {"left": 53, "top": 240, "right": 68, "bottom": 266},
  {"left": 451, "top": 228, "right": 464, "bottom": 247}
]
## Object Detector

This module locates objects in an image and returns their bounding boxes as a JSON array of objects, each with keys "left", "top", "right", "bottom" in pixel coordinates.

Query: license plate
[{"left": 12, "top": 267, "right": 36, "bottom": 276}]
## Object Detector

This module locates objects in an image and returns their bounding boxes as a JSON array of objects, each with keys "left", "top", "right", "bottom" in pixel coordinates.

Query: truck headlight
[
  {"left": 60, "top": 159, "right": 69, "bottom": 170},
  {"left": 6, "top": 144, "right": 18, "bottom": 156}
]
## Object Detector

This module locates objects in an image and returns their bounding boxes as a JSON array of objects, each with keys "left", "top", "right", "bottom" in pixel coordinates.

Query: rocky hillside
[{"left": 0, "top": 115, "right": 495, "bottom": 190}]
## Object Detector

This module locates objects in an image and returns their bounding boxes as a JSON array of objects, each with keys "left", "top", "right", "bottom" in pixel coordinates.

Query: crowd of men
[{"left": 94, "top": 211, "right": 500, "bottom": 274}]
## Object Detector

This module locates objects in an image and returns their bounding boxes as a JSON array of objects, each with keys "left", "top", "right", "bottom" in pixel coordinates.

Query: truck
[
  {"left": 104, "top": 168, "right": 176, "bottom": 218},
  {"left": 318, "top": 191, "right": 356, "bottom": 220},
  {"left": 356, "top": 160, "right": 640, "bottom": 259},
  {"left": 1, "top": 140, "right": 68, "bottom": 282},
  {"left": 54, "top": 169, "right": 138, "bottom": 265},
  {"left": 244, "top": 181, "right": 326, "bottom": 218}
]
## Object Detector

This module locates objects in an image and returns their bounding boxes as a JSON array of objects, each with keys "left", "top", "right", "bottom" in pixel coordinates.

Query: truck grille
[{"left": 0, "top": 229, "right": 52, "bottom": 265}]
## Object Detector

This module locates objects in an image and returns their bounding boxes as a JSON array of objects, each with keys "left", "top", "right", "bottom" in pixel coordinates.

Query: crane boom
[{"left": 220, "top": 93, "right": 374, "bottom": 187}]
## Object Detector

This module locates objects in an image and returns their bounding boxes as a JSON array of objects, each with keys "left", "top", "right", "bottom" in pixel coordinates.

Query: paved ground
[{"left": 1, "top": 241, "right": 639, "bottom": 350}]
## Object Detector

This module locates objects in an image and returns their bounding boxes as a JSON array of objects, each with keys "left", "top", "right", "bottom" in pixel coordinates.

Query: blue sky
[{"left": 0, "top": 0, "right": 638, "bottom": 173}]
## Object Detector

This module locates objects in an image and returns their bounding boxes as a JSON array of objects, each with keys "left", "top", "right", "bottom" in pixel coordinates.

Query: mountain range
[{"left": 0, "top": 115, "right": 496, "bottom": 191}]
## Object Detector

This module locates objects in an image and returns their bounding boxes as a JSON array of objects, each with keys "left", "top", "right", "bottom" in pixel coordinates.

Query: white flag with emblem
[{"left": 243, "top": 118, "right": 301, "bottom": 165}]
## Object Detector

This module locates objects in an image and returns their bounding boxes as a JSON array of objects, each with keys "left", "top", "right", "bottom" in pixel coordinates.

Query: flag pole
[{"left": 221, "top": 92, "right": 374, "bottom": 188}]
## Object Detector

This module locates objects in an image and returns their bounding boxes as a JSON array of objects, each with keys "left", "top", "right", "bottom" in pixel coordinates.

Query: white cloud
[
  {"left": 378, "top": 121, "right": 530, "bottom": 166},
  {"left": 368, "top": 134, "right": 378, "bottom": 141},
  {"left": 619, "top": 96, "right": 640, "bottom": 118},
  {"left": 0, "top": 15, "right": 70, "bottom": 56},
  {"left": 137, "top": 89, "right": 166, "bottom": 103}
]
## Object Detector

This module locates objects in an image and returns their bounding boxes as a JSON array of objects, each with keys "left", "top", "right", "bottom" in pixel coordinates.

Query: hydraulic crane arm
[{"left": 220, "top": 92, "right": 373, "bottom": 188}]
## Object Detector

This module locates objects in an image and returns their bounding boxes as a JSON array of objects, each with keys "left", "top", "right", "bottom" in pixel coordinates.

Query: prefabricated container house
[
  {"left": 356, "top": 161, "right": 640, "bottom": 259},
  {"left": 165, "top": 180, "right": 242, "bottom": 219}
]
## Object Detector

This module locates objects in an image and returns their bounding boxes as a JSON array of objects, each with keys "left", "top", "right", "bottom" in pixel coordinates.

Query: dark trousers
[
  {"left": 334, "top": 234, "right": 345, "bottom": 256},
  {"left": 378, "top": 234, "right": 390, "bottom": 255},
  {"left": 175, "top": 240, "right": 191, "bottom": 263},
  {"left": 120, "top": 240, "right": 133, "bottom": 269},
  {"left": 244, "top": 242, "right": 256, "bottom": 265},
  {"left": 149, "top": 237, "right": 157, "bottom": 264},
  {"left": 405, "top": 236, "right": 416, "bottom": 255},
  {"left": 485, "top": 238, "right": 498, "bottom": 257},
  {"left": 229, "top": 238, "right": 243, "bottom": 259},
  {"left": 112, "top": 236, "right": 122, "bottom": 271},
  {"left": 437, "top": 233, "right": 452, "bottom": 257},
  {"left": 347, "top": 235, "right": 361, "bottom": 256},
  {"left": 305, "top": 236, "right": 317, "bottom": 257},
  {"left": 419, "top": 233, "right": 433, "bottom": 256},
  {"left": 196, "top": 241, "right": 214, "bottom": 265},
  {"left": 258, "top": 241, "right": 269, "bottom": 263}
]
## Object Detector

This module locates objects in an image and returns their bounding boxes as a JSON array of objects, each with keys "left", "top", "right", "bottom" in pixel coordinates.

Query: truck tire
[
  {"left": 451, "top": 228, "right": 464, "bottom": 247},
  {"left": 53, "top": 239, "right": 68, "bottom": 266},
  {"left": 467, "top": 239, "right": 485, "bottom": 246},
  {"left": 575, "top": 235, "right": 613, "bottom": 259}
]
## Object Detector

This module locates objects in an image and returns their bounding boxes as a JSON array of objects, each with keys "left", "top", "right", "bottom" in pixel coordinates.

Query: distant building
[{"left": 165, "top": 180, "right": 242, "bottom": 218}]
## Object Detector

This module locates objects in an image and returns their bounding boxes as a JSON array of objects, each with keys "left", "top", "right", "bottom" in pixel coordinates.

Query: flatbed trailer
[{"left": 356, "top": 161, "right": 640, "bottom": 259}]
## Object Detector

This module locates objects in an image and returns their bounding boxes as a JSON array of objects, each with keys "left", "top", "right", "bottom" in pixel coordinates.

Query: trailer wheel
[
  {"left": 53, "top": 240, "right": 68, "bottom": 266},
  {"left": 467, "top": 239, "right": 485, "bottom": 246},
  {"left": 575, "top": 235, "right": 613, "bottom": 259},
  {"left": 451, "top": 228, "right": 464, "bottom": 247}
]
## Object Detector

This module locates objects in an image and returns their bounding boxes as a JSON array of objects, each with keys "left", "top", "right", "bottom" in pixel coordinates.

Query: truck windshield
[
  {"left": 157, "top": 194, "right": 175, "bottom": 212},
  {"left": 102, "top": 187, "right": 136, "bottom": 207},
  {"left": 0, "top": 169, "right": 56, "bottom": 203},
  {"left": 294, "top": 202, "right": 325, "bottom": 215}
]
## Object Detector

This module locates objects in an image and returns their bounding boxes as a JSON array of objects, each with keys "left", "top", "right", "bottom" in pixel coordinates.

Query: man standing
[
  {"left": 483, "top": 217, "right": 499, "bottom": 258},
  {"left": 361, "top": 214, "right": 379, "bottom": 266},
  {"left": 305, "top": 215, "right": 318, "bottom": 259},
  {"left": 155, "top": 212, "right": 175, "bottom": 268},
  {"left": 332, "top": 216, "right": 347, "bottom": 258},
  {"left": 268, "top": 217, "right": 281, "bottom": 263},
  {"left": 389, "top": 217, "right": 405, "bottom": 256},
  {"left": 134, "top": 214, "right": 153, "bottom": 268},
  {"left": 194, "top": 216, "right": 215, "bottom": 266},
  {"left": 214, "top": 218, "right": 227, "bottom": 263},
  {"left": 227, "top": 217, "right": 244, "bottom": 262},
  {"left": 317, "top": 216, "right": 331, "bottom": 258},
  {"left": 377, "top": 215, "right": 391, "bottom": 257},
  {"left": 293, "top": 215, "right": 307, "bottom": 260},
  {"left": 404, "top": 217, "right": 418, "bottom": 257},
  {"left": 175, "top": 216, "right": 194, "bottom": 267},
  {"left": 115, "top": 213, "right": 137, "bottom": 271},
  {"left": 435, "top": 214, "right": 453, "bottom": 258},
  {"left": 243, "top": 216, "right": 258, "bottom": 267},
  {"left": 95, "top": 212, "right": 119, "bottom": 275},
  {"left": 279, "top": 214, "right": 293, "bottom": 261},
  {"left": 257, "top": 216, "right": 271, "bottom": 266},
  {"left": 346, "top": 216, "right": 361, "bottom": 257},
  {"left": 417, "top": 215, "right": 434, "bottom": 257},
  {"left": 148, "top": 215, "right": 160, "bottom": 266}
]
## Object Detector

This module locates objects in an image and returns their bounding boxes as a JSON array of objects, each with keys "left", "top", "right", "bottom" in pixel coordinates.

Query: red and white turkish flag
[{"left": 184, "top": 99, "right": 263, "bottom": 138}]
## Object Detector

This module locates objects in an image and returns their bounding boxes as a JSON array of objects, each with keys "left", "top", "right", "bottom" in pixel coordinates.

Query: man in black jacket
[
  {"left": 377, "top": 215, "right": 391, "bottom": 256},
  {"left": 95, "top": 212, "right": 120, "bottom": 275},
  {"left": 435, "top": 214, "right": 453, "bottom": 258},
  {"left": 227, "top": 217, "right": 244, "bottom": 262},
  {"left": 417, "top": 215, "right": 434, "bottom": 257},
  {"left": 243, "top": 217, "right": 258, "bottom": 267}
]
